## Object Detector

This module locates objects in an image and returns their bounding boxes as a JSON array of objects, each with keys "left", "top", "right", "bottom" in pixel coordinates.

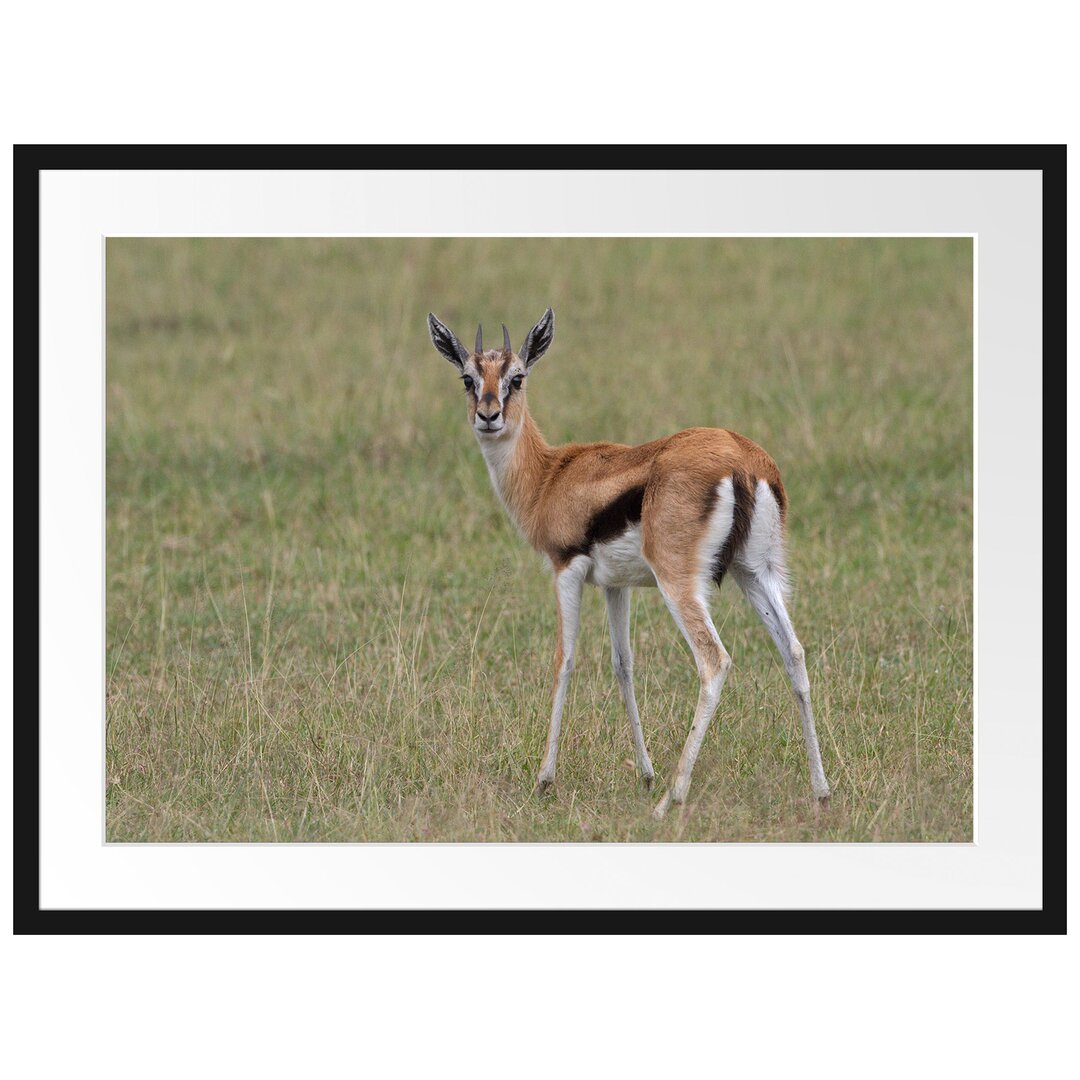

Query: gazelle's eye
[
  {"left": 510, "top": 375, "right": 524, "bottom": 390},
  {"left": 462, "top": 375, "right": 474, "bottom": 391}
]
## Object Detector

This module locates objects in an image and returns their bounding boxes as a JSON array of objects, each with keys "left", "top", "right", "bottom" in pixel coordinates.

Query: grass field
[{"left": 105, "top": 237, "right": 973, "bottom": 842}]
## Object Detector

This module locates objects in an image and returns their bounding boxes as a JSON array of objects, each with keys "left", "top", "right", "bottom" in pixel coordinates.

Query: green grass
[{"left": 105, "top": 237, "right": 973, "bottom": 841}]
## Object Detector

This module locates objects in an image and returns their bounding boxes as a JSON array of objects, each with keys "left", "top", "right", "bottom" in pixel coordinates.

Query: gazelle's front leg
[
  {"left": 536, "top": 558, "right": 588, "bottom": 795},
  {"left": 604, "top": 586, "right": 654, "bottom": 789}
]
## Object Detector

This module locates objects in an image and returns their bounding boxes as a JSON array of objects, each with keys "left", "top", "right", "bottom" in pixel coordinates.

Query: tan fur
[
  {"left": 466, "top": 347, "right": 787, "bottom": 680},
  {"left": 487, "top": 407, "right": 784, "bottom": 578},
  {"left": 435, "top": 319, "right": 828, "bottom": 811}
]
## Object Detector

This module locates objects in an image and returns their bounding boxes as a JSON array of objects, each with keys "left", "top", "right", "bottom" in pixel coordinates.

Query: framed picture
[{"left": 19, "top": 145, "right": 1062, "bottom": 931}]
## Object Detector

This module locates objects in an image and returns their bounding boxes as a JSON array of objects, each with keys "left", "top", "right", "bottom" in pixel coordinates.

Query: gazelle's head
[{"left": 427, "top": 309, "right": 554, "bottom": 439}]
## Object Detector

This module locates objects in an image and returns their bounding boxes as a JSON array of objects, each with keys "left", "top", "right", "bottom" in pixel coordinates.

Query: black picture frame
[{"left": 16, "top": 144, "right": 1065, "bottom": 934}]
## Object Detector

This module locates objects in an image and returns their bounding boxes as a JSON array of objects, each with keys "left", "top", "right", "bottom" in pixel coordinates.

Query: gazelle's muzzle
[{"left": 474, "top": 387, "right": 504, "bottom": 433}]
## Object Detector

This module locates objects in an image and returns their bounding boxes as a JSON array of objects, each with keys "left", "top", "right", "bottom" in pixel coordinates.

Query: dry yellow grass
[{"left": 105, "top": 237, "right": 973, "bottom": 841}]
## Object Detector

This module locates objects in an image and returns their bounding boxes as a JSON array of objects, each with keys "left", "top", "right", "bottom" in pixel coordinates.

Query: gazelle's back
[{"left": 533, "top": 426, "right": 785, "bottom": 578}]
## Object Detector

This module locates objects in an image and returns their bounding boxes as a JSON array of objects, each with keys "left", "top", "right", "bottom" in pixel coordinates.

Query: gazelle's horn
[
  {"left": 475, "top": 324, "right": 483, "bottom": 353},
  {"left": 502, "top": 324, "right": 512, "bottom": 353}
]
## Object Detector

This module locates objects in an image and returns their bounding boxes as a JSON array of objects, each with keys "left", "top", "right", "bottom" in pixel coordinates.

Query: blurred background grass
[{"left": 105, "top": 237, "right": 972, "bottom": 841}]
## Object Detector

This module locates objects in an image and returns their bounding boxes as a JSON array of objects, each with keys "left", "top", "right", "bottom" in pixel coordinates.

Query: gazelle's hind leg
[
  {"left": 644, "top": 475, "right": 740, "bottom": 819},
  {"left": 732, "top": 481, "right": 830, "bottom": 800},
  {"left": 651, "top": 583, "right": 732, "bottom": 819},
  {"left": 604, "top": 587, "right": 655, "bottom": 788}
]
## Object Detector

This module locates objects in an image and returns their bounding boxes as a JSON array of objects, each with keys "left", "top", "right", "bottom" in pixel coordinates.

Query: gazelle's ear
[
  {"left": 519, "top": 308, "right": 554, "bottom": 369},
  {"left": 427, "top": 313, "right": 470, "bottom": 369}
]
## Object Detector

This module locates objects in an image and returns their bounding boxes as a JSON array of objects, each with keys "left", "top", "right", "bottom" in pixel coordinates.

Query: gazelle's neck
[{"left": 476, "top": 402, "right": 553, "bottom": 541}]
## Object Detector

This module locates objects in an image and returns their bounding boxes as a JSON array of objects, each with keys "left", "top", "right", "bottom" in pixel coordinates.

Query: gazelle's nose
[{"left": 477, "top": 408, "right": 501, "bottom": 423}]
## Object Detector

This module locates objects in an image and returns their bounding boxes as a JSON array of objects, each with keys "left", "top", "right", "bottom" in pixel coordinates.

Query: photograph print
[{"left": 105, "top": 235, "right": 973, "bottom": 843}]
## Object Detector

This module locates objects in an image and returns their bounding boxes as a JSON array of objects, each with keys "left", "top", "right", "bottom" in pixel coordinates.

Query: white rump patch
[
  {"left": 698, "top": 477, "right": 736, "bottom": 585},
  {"left": 736, "top": 479, "right": 790, "bottom": 597}
]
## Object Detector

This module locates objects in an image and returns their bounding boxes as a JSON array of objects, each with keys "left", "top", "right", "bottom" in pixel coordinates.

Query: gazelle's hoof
[
  {"left": 535, "top": 776, "right": 554, "bottom": 797},
  {"left": 651, "top": 792, "right": 672, "bottom": 820},
  {"left": 626, "top": 758, "right": 655, "bottom": 792}
]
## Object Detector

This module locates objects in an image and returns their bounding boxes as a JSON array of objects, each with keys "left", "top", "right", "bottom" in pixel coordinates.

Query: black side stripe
[
  {"left": 557, "top": 484, "right": 646, "bottom": 564},
  {"left": 711, "top": 472, "right": 756, "bottom": 587}
]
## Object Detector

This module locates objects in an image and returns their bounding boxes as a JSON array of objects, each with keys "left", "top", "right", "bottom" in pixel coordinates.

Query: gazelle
[{"left": 427, "top": 309, "right": 830, "bottom": 818}]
